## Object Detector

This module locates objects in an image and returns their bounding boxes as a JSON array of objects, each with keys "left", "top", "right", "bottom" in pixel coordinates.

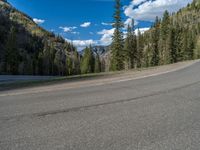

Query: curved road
[{"left": 0, "top": 61, "right": 200, "bottom": 150}]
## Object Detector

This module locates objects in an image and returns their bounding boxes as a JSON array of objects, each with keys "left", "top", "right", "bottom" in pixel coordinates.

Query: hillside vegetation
[
  {"left": 0, "top": 0, "right": 80, "bottom": 76},
  {"left": 140, "top": 0, "right": 200, "bottom": 67},
  {"left": 107, "top": 0, "right": 200, "bottom": 71}
]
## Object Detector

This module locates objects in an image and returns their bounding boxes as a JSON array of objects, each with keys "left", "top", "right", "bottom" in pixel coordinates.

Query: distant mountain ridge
[{"left": 79, "top": 46, "right": 109, "bottom": 56}]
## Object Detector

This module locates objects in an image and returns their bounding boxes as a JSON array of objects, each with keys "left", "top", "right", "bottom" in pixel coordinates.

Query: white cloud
[
  {"left": 66, "top": 39, "right": 97, "bottom": 48},
  {"left": 65, "top": 26, "right": 150, "bottom": 50},
  {"left": 89, "top": 32, "right": 94, "bottom": 35},
  {"left": 97, "top": 27, "right": 150, "bottom": 45},
  {"left": 59, "top": 26, "right": 77, "bottom": 32},
  {"left": 132, "top": 0, "right": 147, "bottom": 5},
  {"left": 98, "top": 28, "right": 115, "bottom": 45},
  {"left": 65, "top": 28, "right": 114, "bottom": 50},
  {"left": 101, "top": 22, "right": 113, "bottom": 26},
  {"left": 124, "top": 18, "right": 139, "bottom": 28},
  {"left": 135, "top": 27, "right": 150, "bottom": 35},
  {"left": 80, "top": 22, "right": 91, "bottom": 27},
  {"left": 33, "top": 18, "right": 45, "bottom": 24},
  {"left": 71, "top": 32, "right": 80, "bottom": 35},
  {"left": 124, "top": 0, "right": 192, "bottom": 21},
  {"left": 97, "top": 28, "right": 114, "bottom": 35}
]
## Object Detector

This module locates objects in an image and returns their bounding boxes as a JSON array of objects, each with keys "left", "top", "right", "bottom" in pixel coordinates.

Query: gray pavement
[{"left": 0, "top": 61, "right": 200, "bottom": 150}]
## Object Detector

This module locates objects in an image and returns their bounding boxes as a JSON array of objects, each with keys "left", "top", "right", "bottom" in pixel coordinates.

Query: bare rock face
[{"left": 101, "top": 50, "right": 111, "bottom": 72}]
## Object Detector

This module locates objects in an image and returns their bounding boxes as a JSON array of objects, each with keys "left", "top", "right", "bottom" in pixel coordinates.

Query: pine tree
[
  {"left": 54, "top": 50, "right": 66, "bottom": 76},
  {"left": 110, "top": 0, "right": 124, "bottom": 71},
  {"left": 94, "top": 54, "right": 101, "bottom": 73},
  {"left": 81, "top": 46, "right": 95, "bottom": 74},
  {"left": 174, "top": 24, "right": 183, "bottom": 62},
  {"left": 38, "top": 52, "right": 44, "bottom": 75},
  {"left": 124, "top": 19, "right": 137, "bottom": 69},
  {"left": 151, "top": 16, "right": 160, "bottom": 66},
  {"left": 187, "top": 31, "right": 195, "bottom": 60},
  {"left": 160, "top": 10, "right": 170, "bottom": 64},
  {"left": 124, "top": 25, "right": 132, "bottom": 69},
  {"left": 143, "top": 43, "right": 151, "bottom": 67},
  {"left": 194, "top": 37, "right": 200, "bottom": 59},
  {"left": 136, "top": 29, "right": 144, "bottom": 68},
  {"left": 5, "top": 26, "right": 19, "bottom": 74},
  {"left": 43, "top": 40, "right": 51, "bottom": 75},
  {"left": 49, "top": 43, "right": 56, "bottom": 75},
  {"left": 182, "top": 28, "right": 189, "bottom": 60},
  {"left": 168, "top": 26, "right": 177, "bottom": 63},
  {"left": 72, "top": 51, "right": 81, "bottom": 75}
]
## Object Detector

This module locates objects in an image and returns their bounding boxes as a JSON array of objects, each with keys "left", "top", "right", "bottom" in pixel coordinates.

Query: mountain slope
[
  {"left": 0, "top": 0, "right": 80, "bottom": 75},
  {"left": 139, "top": 0, "right": 200, "bottom": 67}
]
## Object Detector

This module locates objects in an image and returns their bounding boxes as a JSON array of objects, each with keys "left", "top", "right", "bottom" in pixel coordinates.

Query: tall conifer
[{"left": 110, "top": 0, "right": 124, "bottom": 71}]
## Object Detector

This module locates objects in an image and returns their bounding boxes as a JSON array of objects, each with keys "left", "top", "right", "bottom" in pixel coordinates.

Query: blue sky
[{"left": 8, "top": 0, "right": 192, "bottom": 49}]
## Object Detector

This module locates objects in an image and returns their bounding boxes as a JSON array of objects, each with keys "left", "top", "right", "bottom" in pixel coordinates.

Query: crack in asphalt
[{"left": 1, "top": 80, "right": 200, "bottom": 122}]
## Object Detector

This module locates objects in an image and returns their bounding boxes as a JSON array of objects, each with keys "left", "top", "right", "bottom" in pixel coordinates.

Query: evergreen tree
[
  {"left": 136, "top": 29, "right": 144, "bottom": 68},
  {"left": 187, "top": 31, "right": 195, "bottom": 59},
  {"left": 94, "top": 54, "right": 101, "bottom": 73},
  {"left": 72, "top": 51, "right": 81, "bottom": 75},
  {"left": 160, "top": 10, "right": 170, "bottom": 64},
  {"left": 38, "top": 52, "right": 44, "bottom": 75},
  {"left": 81, "top": 46, "right": 95, "bottom": 74},
  {"left": 124, "top": 19, "right": 137, "bottom": 69},
  {"left": 124, "top": 25, "right": 132, "bottom": 69},
  {"left": 182, "top": 28, "right": 189, "bottom": 60},
  {"left": 151, "top": 16, "right": 160, "bottom": 66},
  {"left": 110, "top": 0, "right": 124, "bottom": 71},
  {"left": 43, "top": 40, "right": 51, "bottom": 75},
  {"left": 174, "top": 24, "right": 184, "bottom": 62},
  {"left": 143, "top": 43, "right": 151, "bottom": 67},
  {"left": 194, "top": 37, "right": 200, "bottom": 59},
  {"left": 49, "top": 43, "right": 56, "bottom": 75},
  {"left": 66, "top": 57, "right": 73, "bottom": 75},
  {"left": 168, "top": 26, "right": 177, "bottom": 63},
  {"left": 5, "top": 26, "right": 19, "bottom": 74},
  {"left": 54, "top": 50, "right": 66, "bottom": 76}
]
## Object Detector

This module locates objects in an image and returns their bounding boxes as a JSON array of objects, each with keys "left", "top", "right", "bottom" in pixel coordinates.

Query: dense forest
[
  {"left": 109, "top": 0, "right": 200, "bottom": 71},
  {"left": 0, "top": 0, "right": 81, "bottom": 76},
  {"left": 0, "top": 0, "right": 200, "bottom": 75}
]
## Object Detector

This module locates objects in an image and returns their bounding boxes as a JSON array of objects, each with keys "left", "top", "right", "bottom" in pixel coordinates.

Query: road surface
[{"left": 0, "top": 61, "right": 200, "bottom": 150}]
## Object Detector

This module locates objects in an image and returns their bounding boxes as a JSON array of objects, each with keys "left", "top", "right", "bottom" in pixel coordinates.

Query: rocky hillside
[
  {"left": 79, "top": 46, "right": 109, "bottom": 56},
  {"left": 0, "top": 0, "right": 80, "bottom": 75}
]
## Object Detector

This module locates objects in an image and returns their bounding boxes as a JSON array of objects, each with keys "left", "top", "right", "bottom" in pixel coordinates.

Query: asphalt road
[{"left": 0, "top": 61, "right": 200, "bottom": 150}]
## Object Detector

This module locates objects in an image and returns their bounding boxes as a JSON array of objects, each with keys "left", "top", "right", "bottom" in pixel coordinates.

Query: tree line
[
  {"left": 0, "top": 13, "right": 80, "bottom": 76},
  {"left": 109, "top": 0, "right": 200, "bottom": 71}
]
